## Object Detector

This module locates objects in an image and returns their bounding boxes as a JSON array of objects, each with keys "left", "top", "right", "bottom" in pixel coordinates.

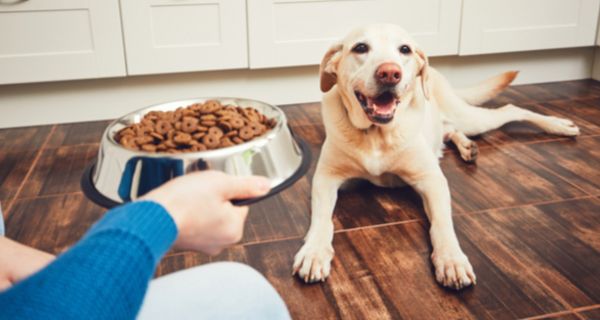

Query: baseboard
[{"left": 0, "top": 47, "right": 595, "bottom": 128}]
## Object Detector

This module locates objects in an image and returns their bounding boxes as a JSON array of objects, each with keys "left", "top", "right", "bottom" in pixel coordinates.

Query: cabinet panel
[
  {"left": 120, "top": 0, "right": 248, "bottom": 75},
  {"left": 247, "top": 0, "right": 462, "bottom": 69},
  {"left": 460, "top": 0, "right": 600, "bottom": 55},
  {"left": 0, "top": 0, "right": 126, "bottom": 85}
]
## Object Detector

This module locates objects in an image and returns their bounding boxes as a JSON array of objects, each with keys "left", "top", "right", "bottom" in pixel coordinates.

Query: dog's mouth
[{"left": 354, "top": 90, "right": 399, "bottom": 124}]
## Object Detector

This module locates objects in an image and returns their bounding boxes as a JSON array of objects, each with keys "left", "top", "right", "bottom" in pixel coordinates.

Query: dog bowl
[{"left": 81, "top": 97, "right": 311, "bottom": 208}]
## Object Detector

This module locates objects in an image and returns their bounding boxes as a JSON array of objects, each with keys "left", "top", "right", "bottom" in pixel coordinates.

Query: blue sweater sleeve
[{"left": 0, "top": 200, "right": 178, "bottom": 320}]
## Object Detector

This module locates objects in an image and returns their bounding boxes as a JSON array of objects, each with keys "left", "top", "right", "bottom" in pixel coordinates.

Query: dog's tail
[{"left": 455, "top": 71, "right": 519, "bottom": 105}]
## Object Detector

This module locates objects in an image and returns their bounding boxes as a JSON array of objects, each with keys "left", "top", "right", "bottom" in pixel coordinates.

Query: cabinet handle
[{"left": 0, "top": 0, "right": 29, "bottom": 4}]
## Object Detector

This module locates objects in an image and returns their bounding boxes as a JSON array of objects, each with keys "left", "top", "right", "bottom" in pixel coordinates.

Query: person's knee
[
  {"left": 140, "top": 262, "right": 290, "bottom": 319},
  {"left": 198, "top": 262, "right": 290, "bottom": 319}
]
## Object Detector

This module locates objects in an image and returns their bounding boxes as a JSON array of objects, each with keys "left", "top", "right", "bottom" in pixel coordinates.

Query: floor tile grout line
[
  {"left": 573, "top": 304, "right": 600, "bottom": 312},
  {"left": 5, "top": 125, "right": 57, "bottom": 216},
  {"left": 333, "top": 218, "right": 423, "bottom": 234},
  {"left": 520, "top": 310, "right": 577, "bottom": 320},
  {"left": 16, "top": 191, "right": 84, "bottom": 202}
]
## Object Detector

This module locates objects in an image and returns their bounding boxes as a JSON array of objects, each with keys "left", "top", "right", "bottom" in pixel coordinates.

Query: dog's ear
[
  {"left": 320, "top": 43, "right": 343, "bottom": 92},
  {"left": 415, "top": 47, "right": 430, "bottom": 100}
]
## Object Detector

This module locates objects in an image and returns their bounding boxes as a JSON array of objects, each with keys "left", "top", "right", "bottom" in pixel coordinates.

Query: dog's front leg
[
  {"left": 395, "top": 144, "right": 476, "bottom": 290},
  {"left": 414, "top": 172, "right": 476, "bottom": 289},
  {"left": 293, "top": 168, "right": 344, "bottom": 283}
]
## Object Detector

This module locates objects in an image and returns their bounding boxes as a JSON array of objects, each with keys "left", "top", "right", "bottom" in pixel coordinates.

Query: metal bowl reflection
[{"left": 81, "top": 97, "right": 310, "bottom": 208}]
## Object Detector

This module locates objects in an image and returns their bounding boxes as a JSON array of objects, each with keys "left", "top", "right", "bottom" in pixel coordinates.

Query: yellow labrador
[{"left": 292, "top": 24, "right": 579, "bottom": 290}]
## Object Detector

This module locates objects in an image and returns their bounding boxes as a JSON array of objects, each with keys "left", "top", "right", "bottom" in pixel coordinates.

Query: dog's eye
[
  {"left": 352, "top": 43, "right": 369, "bottom": 54},
  {"left": 399, "top": 45, "right": 412, "bottom": 55}
]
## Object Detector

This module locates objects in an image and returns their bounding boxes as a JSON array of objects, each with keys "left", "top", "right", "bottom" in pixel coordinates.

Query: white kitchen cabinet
[
  {"left": 0, "top": 0, "right": 126, "bottom": 85},
  {"left": 247, "top": 0, "right": 462, "bottom": 69},
  {"left": 120, "top": 0, "right": 248, "bottom": 75},
  {"left": 460, "top": 0, "right": 600, "bottom": 55}
]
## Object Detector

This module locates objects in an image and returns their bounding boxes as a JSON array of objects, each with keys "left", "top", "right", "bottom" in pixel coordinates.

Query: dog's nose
[{"left": 375, "top": 63, "right": 402, "bottom": 85}]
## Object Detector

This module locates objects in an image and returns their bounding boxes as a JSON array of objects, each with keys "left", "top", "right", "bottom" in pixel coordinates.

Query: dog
[{"left": 292, "top": 24, "right": 579, "bottom": 290}]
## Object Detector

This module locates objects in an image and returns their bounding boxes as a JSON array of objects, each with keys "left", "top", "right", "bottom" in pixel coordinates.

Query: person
[{"left": 0, "top": 171, "right": 291, "bottom": 319}]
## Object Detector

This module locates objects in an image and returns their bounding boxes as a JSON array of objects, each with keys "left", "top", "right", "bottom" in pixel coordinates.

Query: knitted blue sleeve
[{"left": 0, "top": 200, "right": 178, "bottom": 320}]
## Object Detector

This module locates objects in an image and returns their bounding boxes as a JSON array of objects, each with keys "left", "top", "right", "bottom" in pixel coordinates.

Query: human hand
[
  {"left": 141, "top": 171, "right": 270, "bottom": 255},
  {"left": 0, "top": 237, "right": 55, "bottom": 291}
]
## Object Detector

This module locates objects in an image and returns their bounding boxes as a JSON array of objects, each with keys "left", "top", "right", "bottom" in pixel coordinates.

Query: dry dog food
[{"left": 115, "top": 100, "right": 277, "bottom": 153}]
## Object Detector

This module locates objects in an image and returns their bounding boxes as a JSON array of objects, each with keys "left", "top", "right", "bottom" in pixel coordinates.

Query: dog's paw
[
  {"left": 457, "top": 140, "right": 478, "bottom": 163},
  {"left": 431, "top": 250, "right": 476, "bottom": 290},
  {"left": 292, "top": 242, "right": 334, "bottom": 283},
  {"left": 541, "top": 116, "right": 580, "bottom": 137}
]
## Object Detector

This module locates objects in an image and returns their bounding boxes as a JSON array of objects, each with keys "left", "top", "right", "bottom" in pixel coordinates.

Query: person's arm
[
  {"left": 0, "top": 237, "right": 55, "bottom": 291},
  {"left": 0, "top": 171, "right": 269, "bottom": 320},
  {"left": 0, "top": 201, "right": 176, "bottom": 320}
]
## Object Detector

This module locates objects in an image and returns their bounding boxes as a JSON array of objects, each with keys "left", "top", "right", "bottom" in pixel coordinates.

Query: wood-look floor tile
[
  {"left": 5, "top": 193, "right": 105, "bottom": 254},
  {"left": 159, "top": 208, "right": 588, "bottom": 320},
  {"left": 47, "top": 120, "right": 112, "bottom": 147},
  {"left": 457, "top": 198, "right": 600, "bottom": 308},
  {"left": 531, "top": 79, "right": 600, "bottom": 101},
  {"left": 482, "top": 87, "right": 539, "bottom": 107},
  {"left": 577, "top": 306, "right": 600, "bottom": 319},
  {"left": 0, "top": 125, "right": 53, "bottom": 208},
  {"left": 441, "top": 144, "right": 585, "bottom": 213},
  {"left": 538, "top": 99, "right": 600, "bottom": 134},
  {"left": 243, "top": 178, "right": 311, "bottom": 243},
  {"left": 18, "top": 144, "right": 98, "bottom": 198},
  {"left": 505, "top": 137, "right": 600, "bottom": 195},
  {"left": 333, "top": 181, "right": 424, "bottom": 229}
]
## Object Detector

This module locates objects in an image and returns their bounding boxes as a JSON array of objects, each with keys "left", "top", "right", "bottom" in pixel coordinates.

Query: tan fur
[
  {"left": 293, "top": 24, "right": 580, "bottom": 290},
  {"left": 456, "top": 71, "right": 519, "bottom": 105}
]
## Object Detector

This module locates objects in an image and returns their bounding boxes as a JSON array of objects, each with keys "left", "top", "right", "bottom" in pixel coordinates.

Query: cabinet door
[
  {"left": 0, "top": 0, "right": 125, "bottom": 85},
  {"left": 247, "top": 0, "right": 462, "bottom": 69},
  {"left": 460, "top": 0, "right": 600, "bottom": 55},
  {"left": 120, "top": 0, "right": 248, "bottom": 75}
]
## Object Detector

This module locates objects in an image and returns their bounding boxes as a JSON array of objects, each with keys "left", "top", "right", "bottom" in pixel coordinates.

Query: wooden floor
[{"left": 1, "top": 80, "right": 600, "bottom": 319}]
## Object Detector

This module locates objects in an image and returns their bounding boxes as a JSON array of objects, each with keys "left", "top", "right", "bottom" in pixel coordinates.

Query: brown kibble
[
  {"left": 232, "top": 137, "right": 244, "bottom": 144},
  {"left": 202, "top": 134, "right": 220, "bottom": 149},
  {"left": 225, "top": 130, "right": 238, "bottom": 138},
  {"left": 218, "top": 121, "right": 233, "bottom": 132},
  {"left": 201, "top": 120, "right": 217, "bottom": 127},
  {"left": 181, "top": 116, "right": 199, "bottom": 133},
  {"left": 155, "top": 120, "right": 172, "bottom": 134},
  {"left": 201, "top": 114, "right": 217, "bottom": 121},
  {"left": 208, "top": 127, "right": 224, "bottom": 139},
  {"left": 193, "top": 132, "right": 206, "bottom": 140},
  {"left": 135, "top": 136, "right": 153, "bottom": 145},
  {"left": 173, "top": 132, "right": 192, "bottom": 145},
  {"left": 239, "top": 126, "right": 254, "bottom": 140},
  {"left": 141, "top": 144, "right": 157, "bottom": 152},
  {"left": 150, "top": 132, "right": 164, "bottom": 141},
  {"left": 115, "top": 100, "right": 275, "bottom": 153},
  {"left": 230, "top": 118, "right": 245, "bottom": 129},
  {"left": 164, "top": 140, "right": 176, "bottom": 148},
  {"left": 191, "top": 143, "right": 207, "bottom": 152},
  {"left": 220, "top": 137, "right": 234, "bottom": 148},
  {"left": 118, "top": 128, "right": 135, "bottom": 137}
]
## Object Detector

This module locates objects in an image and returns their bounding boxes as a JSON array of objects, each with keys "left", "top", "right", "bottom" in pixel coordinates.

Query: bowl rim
[{"left": 103, "top": 97, "right": 288, "bottom": 159}]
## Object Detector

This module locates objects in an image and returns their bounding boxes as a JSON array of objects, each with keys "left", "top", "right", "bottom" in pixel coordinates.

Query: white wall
[{"left": 0, "top": 47, "right": 595, "bottom": 128}]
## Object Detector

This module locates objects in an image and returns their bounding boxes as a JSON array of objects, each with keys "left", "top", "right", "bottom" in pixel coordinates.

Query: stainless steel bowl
[{"left": 81, "top": 97, "right": 310, "bottom": 208}]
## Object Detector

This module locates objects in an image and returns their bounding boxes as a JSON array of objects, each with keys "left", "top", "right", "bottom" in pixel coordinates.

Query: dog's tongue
[{"left": 371, "top": 91, "right": 396, "bottom": 114}]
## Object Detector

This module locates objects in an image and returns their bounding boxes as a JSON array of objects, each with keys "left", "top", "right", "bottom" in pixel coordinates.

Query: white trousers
[{"left": 138, "top": 262, "right": 291, "bottom": 320}]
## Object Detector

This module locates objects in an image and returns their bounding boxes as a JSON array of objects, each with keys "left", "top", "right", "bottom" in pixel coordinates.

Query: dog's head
[{"left": 320, "top": 24, "right": 429, "bottom": 129}]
